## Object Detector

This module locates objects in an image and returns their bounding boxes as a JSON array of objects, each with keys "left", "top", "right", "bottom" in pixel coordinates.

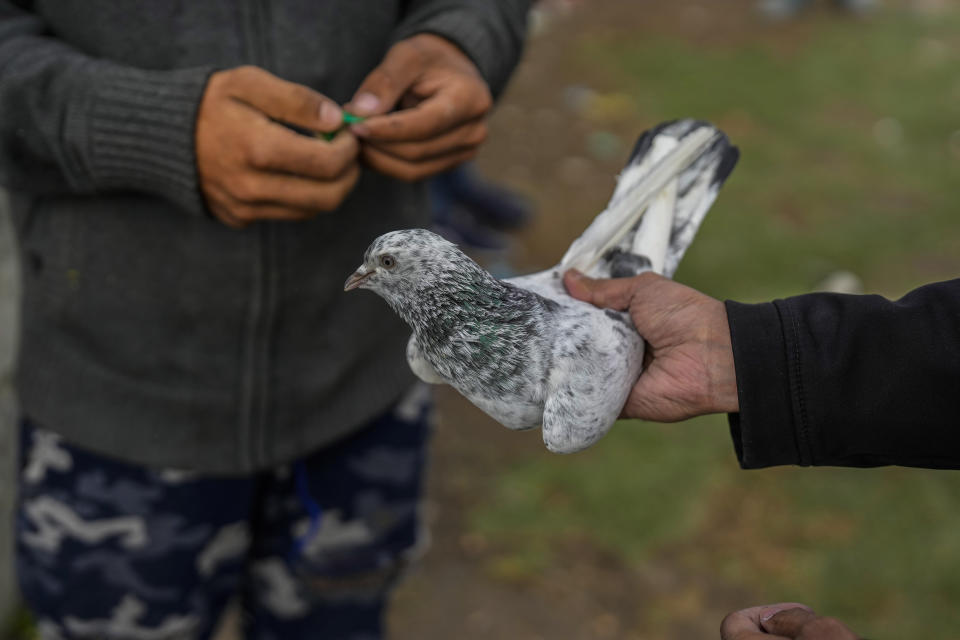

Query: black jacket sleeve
[{"left": 725, "top": 278, "right": 960, "bottom": 469}]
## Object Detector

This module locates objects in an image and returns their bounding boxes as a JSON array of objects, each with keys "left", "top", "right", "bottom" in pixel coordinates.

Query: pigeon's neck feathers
[
  {"left": 386, "top": 257, "right": 509, "bottom": 333},
  {"left": 390, "top": 257, "right": 549, "bottom": 380}
]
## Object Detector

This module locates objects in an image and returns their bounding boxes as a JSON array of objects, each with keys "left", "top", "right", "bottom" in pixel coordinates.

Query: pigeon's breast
[
  {"left": 414, "top": 285, "right": 556, "bottom": 429},
  {"left": 423, "top": 311, "right": 552, "bottom": 398}
]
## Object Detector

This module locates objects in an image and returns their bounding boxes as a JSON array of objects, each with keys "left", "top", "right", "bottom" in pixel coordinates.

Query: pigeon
[{"left": 345, "top": 120, "right": 739, "bottom": 453}]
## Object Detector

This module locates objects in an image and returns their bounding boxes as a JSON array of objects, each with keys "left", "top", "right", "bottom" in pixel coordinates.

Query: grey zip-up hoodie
[{"left": 0, "top": 0, "right": 530, "bottom": 473}]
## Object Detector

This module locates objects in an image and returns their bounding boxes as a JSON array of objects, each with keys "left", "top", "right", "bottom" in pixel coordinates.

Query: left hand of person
[
  {"left": 721, "top": 603, "right": 860, "bottom": 640},
  {"left": 346, "top": 33, "right": 493, "bottom": 181}
]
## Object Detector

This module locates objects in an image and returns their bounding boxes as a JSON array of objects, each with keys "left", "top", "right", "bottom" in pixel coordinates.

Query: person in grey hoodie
[{"left": 0, "top": 1, "right": 531, "bottom": 638}]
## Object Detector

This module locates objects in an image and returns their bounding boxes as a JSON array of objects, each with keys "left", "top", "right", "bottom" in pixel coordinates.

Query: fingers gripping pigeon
[{"left": 346, "top": 120, "right": 739, "bottom": 453}]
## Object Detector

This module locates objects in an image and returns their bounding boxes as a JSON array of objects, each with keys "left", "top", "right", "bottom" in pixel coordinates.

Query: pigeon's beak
[{"left": 344, "top": 266, "right": 373, "bottom": 292}]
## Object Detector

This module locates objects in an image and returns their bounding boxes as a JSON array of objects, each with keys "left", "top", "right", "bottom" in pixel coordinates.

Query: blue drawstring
[{"left": 291, "top": 460, "right": 323, "bottom": 560}]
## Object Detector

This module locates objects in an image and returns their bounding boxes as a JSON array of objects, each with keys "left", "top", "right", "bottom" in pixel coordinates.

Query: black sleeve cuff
[{"left": 725, "top": 299, "right": 807, "bottom": 469}]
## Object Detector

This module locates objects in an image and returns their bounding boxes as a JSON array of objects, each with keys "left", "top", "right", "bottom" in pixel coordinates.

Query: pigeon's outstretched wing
[{"left": 561, "top": 119, "right": 739, "bottom": 280}]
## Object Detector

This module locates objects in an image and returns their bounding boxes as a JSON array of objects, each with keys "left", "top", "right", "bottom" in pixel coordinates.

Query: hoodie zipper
[{"left": 238, "top": 0, "right": 276, "bottom": 471}]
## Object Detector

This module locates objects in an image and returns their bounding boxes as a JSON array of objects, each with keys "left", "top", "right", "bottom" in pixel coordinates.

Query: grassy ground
[{"left": 466, "top": 3, "right": 960, "bottom": 638}]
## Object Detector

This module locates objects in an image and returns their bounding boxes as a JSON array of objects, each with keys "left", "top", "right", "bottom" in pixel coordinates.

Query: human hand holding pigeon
[
  {"left": 564, "top": 270, "right": 739, "bottom": 422},
  {"left": 346, "top": 120, "right": 739, "bottom": 453}
]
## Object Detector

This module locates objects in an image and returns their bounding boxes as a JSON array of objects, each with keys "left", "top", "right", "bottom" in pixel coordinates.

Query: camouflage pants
[{"left": 15, "top": 386, "right": 433, "bottom": 640}]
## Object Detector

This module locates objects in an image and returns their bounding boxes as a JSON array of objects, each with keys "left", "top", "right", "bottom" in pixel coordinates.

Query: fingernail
[
  {"left": 318, "top": 101, "right": 341, "bottom": 128},
  {"left": 760, "top": 604, "right": 814, "bottom": 623},
  {"left": 350, "top": 123, "right": 370, "bottom": 138},
  {"left": 353, "top": 93, "right": 380, "bottom": 116},
  {"left": 566, "top": 269, "right": 583, "bottom": 280}
]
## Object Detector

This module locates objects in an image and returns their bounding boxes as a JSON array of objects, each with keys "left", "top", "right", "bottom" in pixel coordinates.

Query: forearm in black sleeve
[
  {"left": 0, "top": 2, "right": 212, "bottom": 214},
  {"left": 392, "top": 0, "right": 532, "bottom": 98},
  {"left": 726, "top": 278, "right": 960, "bottom": 469}
]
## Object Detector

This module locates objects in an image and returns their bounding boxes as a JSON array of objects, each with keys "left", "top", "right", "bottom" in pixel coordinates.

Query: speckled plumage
[{"left": 346, "top": 120, "right": 739, "bottom": 453}]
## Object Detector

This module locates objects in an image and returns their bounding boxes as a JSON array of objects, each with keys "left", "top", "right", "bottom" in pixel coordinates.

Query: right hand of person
[
  {"left": 196, "top": 66, "right": 360, "bottom": 228},
  {"left": 344, "top": 33, "right": 493, "bottom": 182}
]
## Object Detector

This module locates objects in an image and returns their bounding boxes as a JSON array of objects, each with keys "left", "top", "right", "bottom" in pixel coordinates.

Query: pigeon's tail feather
[{"left": 560, "top": 119, "right": 739, "bottom": 279}]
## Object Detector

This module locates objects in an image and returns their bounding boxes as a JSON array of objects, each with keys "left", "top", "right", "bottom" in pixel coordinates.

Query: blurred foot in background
[
  {"left": 429, "top": 163, "right": 534, "bottom": 251},
  {"left": 759, "top": 0, "right": 877, "bottom": 20}
]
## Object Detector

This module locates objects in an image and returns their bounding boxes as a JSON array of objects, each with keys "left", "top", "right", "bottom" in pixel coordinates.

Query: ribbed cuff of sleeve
[
  {"left": 392, "top": 4, "right": 528, "bottom": 98},
  {"left": 71, "top": 65, "right": 215, "bottom": 216},
  {"left": 725, "top": 299, "right": 806, "bottom": 469}
]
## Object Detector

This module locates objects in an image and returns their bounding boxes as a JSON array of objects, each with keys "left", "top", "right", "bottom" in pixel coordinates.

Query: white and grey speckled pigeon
[{"left": 345, "top": 120, "right": 739, "bottom": 453}]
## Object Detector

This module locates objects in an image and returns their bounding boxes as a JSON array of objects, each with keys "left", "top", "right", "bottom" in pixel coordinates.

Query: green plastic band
[{"left": 321, "top": 111, "right": 366, "bottom": 141}]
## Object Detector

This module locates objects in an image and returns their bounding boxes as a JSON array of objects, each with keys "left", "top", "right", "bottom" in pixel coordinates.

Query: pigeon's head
[{"left": 344, "top": 229, "right": 477, "bottom": 303}]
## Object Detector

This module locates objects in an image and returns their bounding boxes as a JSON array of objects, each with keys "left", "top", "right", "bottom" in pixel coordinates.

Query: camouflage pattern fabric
[{"left": 16, "top": 385, "right": 433, "bottom": 640}]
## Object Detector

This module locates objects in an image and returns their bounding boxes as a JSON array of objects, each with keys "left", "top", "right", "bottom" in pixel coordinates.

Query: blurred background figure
[{"left": 759, "top": 0, "right": 878, "bottom": 19}]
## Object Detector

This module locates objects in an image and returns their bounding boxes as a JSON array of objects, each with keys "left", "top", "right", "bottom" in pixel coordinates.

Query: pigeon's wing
[
  {"left": 560, "top": 119, "right": 739, "bottom": 279},
  {"left": 406, "top": 334, "right": 446, "bottom": 385}
]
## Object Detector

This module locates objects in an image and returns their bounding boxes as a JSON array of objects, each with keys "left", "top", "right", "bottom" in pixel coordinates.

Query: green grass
[
  {"left": 474, "top": 7, "right": 960, "bottom": 638},
  {"left": 473, "top": 417, "right": 728, "bottom": 567},
  {"left": 581, "top": 10, "right": 960, "bottom": 301},
  {"left": 4, "top": 607, "right": 36, "bottom": 640}
]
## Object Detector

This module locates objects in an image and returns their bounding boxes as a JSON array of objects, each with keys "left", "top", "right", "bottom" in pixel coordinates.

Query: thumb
[
  {"left": 562, "top": 270, "right": 637, "bottom": 311},
  {"left": 761, "top": 606, "right": 818, "bottom": 637},
  {"left": 348, "top": 42, "right": 423, "bottom": 118}
]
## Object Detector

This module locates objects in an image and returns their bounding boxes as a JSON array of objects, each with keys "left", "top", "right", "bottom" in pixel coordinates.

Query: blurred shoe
[
  {"left": 432, "top": 209, "right": 509, "bottom": 251},
  {"left": 758, "top": 0, "right": 811, "bottom": 20},
  {"left": 836, "top": 0, "right": 877, "bottom": 14},
  {"left": 431, "top": 165, "right": 534, "bottom": 232},
  {"left": 456, "top": 179, "right": 534, "bottom": 231}
]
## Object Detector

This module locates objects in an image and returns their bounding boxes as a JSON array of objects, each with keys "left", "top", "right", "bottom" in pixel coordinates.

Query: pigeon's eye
[{"left": 379, "top": 254, "right": 397, "bottom": 270}]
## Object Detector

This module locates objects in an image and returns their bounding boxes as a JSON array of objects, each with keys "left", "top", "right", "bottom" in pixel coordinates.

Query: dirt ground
[{"left": 388, "top": 391, "right": 754, "bottom": 640}]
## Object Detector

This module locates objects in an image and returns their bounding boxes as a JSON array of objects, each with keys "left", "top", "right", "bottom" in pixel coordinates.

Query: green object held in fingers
[{"left": 322, "top": 111, "right": 366, "bottom": 141}]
